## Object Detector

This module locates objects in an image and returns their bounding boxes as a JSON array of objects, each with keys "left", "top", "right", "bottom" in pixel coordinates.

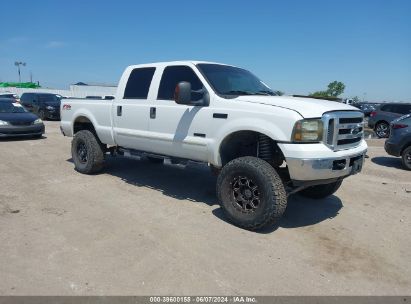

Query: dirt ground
[{"left": 0, "top": 121, "right": 410, "bottom": 295}]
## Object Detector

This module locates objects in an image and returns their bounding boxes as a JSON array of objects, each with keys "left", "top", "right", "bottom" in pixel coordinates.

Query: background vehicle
[
  {"left": 0, "top": 98, "right": 44, "bottom": 138},
  {"left": 368, "top": 103, "right": 411, "bottom": 138},
  {"left": 0, "top": 93, "right": 20, "bottom": 103},
  {"left": 353, "top": 103, "right": 375, "bottom": 117},
  {"left": 385, "top": 114, "right": 411, "bottom": 170},
  {"left": 60, "top": 61, "right": 367, "bottom": 230},
  {"left": 344, "top": 98, "right": 354, "bottom": 105},
  {"left": 20, "top": 93, "right": 61, "bottom": 120}
]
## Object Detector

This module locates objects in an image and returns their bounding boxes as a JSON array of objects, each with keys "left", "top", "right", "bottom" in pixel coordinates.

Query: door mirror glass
[
  {"left": 174, "top": 81, "right": 192, "bottom": 105},
  {"left": 174, "top": 81, "right": 210, "bottom": 106}
]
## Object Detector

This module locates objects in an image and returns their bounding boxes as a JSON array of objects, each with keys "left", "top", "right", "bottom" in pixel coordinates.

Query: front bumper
[
  {"left": 0, "top": 124, "right": 45, "bottom": 137},
  {"left": 44, "top": 109, "right": 60, "bottom": 120},
  {"left": 280, "top": 140, "right": 368, "bottom": 181},
  {"left": 384, "top": 140, "right": 401, "bottom": 157}
]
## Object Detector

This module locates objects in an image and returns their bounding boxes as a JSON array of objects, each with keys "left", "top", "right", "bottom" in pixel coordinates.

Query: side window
[
  {"left": 157, "top": 66, "right": 203, "bottom": 100},
  {"left": 397, "top": 105, "right": 411, "bottom": 114},
  {"left": 21, "top": 93, "right": 32, "bottom": 105},
  {"left": 381, "top": 105, "right": 391, "bottom": 112},
  {"left": 123, "top": 67, "right": 156, "bottom": 99}
]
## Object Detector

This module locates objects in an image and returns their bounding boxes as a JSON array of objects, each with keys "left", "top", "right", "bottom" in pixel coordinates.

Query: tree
[
  {"left": 273, "top": 90, "right": 284, "bottom": 96},
  {"left": 310, "top": 81, "right": 345, "bottom": 98},
  {"left": 352, "top": 96, "right": 360, "bottom": 103},
  {"left": 310, "top": 90, "right": 330, "bottom": 98},
  {"left": 327, "top": 81, "right": 345, "bottom": 97}
]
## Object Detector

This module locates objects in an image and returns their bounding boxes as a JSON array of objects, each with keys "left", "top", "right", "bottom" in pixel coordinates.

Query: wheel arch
[
  {"left": 73, "top": 115, "right": 97, "bottom": 135},
  {"left": 217, "top": 130, "right": 286, "bottom": 167}
]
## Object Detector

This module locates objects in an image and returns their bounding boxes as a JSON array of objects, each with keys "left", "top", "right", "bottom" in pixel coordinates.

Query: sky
[{"left": 1, "top": 0, "right": 410, "bottom": 102}]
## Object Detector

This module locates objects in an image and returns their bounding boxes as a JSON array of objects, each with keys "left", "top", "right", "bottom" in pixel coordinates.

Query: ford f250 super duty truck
[{"left": 60, "top": 61, "right": 367, "bottom": 230}]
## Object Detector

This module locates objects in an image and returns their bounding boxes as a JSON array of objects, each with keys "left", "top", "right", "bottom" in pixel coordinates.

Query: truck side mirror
[{"left": 174, "top": 81, "right": 192, "bottom": 105}]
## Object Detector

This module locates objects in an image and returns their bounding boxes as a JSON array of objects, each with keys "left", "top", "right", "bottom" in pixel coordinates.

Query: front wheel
[
  {"left": 298, "top": 180, "right": 343, "bottom": 199},
  {"left": 38, "top": 110, "right": 46, "bottom": 120},
  {"left": 375, "top": 122, "right": 390, "bottom": 138},
  {"left": 216, "top": 157, "right": 287, "bottom": 230},
  {"left": 401, "top": 146, "right": 411, "bottom": 171},
  {"left": 71, "top": 130, "right": 105, "bottom": 174}
]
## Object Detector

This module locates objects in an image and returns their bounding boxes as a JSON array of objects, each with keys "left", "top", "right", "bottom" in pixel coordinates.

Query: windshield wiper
[
  {"left": 222, "top": 90, "right": 254, "bottom": 96},
  {"left": 255, "top": 90, "right": 275, "bottom": 96}
]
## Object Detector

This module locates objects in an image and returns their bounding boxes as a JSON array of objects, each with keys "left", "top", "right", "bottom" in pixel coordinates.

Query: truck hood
[{"left": 234, "top": 95, "right": 358, "bottom": 118}]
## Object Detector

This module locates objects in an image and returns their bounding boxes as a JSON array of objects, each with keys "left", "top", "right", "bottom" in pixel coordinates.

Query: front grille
[
  {"left": 339, "top": 117, "right": 363, "bottom": 124},
  {"left": 323, "top": 111, "right": 364, "bottom": 151},
  {"left": 9, "top": 121, "right": 32, "bottom": 126}
]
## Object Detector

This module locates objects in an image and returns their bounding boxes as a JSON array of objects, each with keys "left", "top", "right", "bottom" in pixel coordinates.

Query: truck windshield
[{"left": 197, "top": 64, "right": 277, "bottom": 97}]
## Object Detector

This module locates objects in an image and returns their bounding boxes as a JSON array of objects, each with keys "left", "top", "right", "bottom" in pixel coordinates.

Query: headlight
[
  {"left": 292, "top": 119, "right": 323, "bottom": 142},
  {"left": 0, "top": 120, "right": 9, "bottom": 126},
  {"left": 33, "top": 118, "right": 43, "bottom": 124},
  {"left": 46, "top": 106, "right": 54, "bottom": 110}
]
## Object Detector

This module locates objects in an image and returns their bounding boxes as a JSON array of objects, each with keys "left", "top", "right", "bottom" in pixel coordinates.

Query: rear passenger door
[{"left": 112, "top": 67, "right": 156, "bottom": 151}]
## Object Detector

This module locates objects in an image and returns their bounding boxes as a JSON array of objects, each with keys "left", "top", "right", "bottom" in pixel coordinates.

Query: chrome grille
[{"left": 322, "top": 111, "right": 364, "bottom": 151}]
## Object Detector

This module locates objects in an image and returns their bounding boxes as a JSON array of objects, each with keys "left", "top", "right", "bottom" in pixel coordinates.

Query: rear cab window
[{"left": 124, "top": 67, "right": 156, "bottom": 99}]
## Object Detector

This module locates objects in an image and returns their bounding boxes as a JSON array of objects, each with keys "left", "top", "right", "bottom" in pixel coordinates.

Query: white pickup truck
[{"left": 60, "top": 61, "right": 367, "bottom": 230}]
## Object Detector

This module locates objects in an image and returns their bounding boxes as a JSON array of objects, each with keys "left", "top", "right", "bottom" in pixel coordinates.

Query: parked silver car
[
  {"left": 384, "top": 114, "right": 411, "bottom": 170},
  {"left": 368, "top": 103, "right": 411, "bottom": 138}
]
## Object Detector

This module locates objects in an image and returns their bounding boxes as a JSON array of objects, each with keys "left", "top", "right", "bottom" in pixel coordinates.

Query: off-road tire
[
  {"left": 401, "top": 146, "right": 411, "bottom": 171},
  {"left": 216, "top": 156, "right": 287, "bottom": 230},
  {"left": 299, "top": 180, "right": 343, "bottom": 199},
  {"left": 71, "top": 130, "right": 105, "bottom": 174}
]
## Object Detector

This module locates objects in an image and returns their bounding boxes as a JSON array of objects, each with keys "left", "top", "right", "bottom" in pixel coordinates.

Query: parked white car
[{"left": 60, "top": 61, "right": 367, "bottom": 230}]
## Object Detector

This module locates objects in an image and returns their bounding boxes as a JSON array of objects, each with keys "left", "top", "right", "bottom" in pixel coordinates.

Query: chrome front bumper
[{"left": 286, "top": 152, "right": 366, "bottom": 181}]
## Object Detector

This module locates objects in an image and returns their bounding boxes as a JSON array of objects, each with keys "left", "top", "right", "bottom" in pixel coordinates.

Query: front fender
[{"left": 209, "top": 117, "right": 296, "bottom": 166}]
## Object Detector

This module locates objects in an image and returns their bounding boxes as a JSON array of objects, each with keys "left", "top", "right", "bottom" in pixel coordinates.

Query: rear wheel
[
  {"left": 375, "top": 122, "right": 390, "bottom": 138},
  {"left": 71, "top": 130, "right": 105, "bottom": 174},
  {"left": 401, "top": 146, "right": 411, "bottom": 171},
  {"left": 299, "top": 180, "right": 343, "bottom": 199},
  {"left": 216, "top": 157, "right": 287, "bottom": 230}
]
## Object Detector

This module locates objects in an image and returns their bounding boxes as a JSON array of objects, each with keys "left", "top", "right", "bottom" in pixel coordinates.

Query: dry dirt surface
[{"left": 0, "top": 122, "right": 410, "bottom": 295}]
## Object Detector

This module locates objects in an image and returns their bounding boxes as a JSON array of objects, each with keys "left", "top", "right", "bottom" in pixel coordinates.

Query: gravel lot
[{"left": 0, "top": 121, "right": 410, "bottom": 295}]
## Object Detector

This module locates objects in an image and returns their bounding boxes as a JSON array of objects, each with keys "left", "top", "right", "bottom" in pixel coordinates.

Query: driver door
[{"left": 148, "top": 65, "right": 210, "bottom": 162}]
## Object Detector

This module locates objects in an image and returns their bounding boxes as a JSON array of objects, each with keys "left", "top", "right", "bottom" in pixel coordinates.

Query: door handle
[
  {"left": 117, "top": 105, "right": 122, "bottom": 116},
  {"left": 150, "top": 107, "right": 156, "bottom": 119}
]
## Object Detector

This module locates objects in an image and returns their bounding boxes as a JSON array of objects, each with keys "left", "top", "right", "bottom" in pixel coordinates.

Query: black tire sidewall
[
  {"left": 219, "top": 166, "right": 269, "bottom": 225},
  {"left": 217, "top": 157, "right": 287, "bottom": 229},
  {"left": 71, "top": 130, "right": 104, "bottom": 174},
  {"left": 401, "top": 146, "right": 411, "bottom": 170},
  {"left": 299, "top": 180, "right": 343, "bottom": 199}
]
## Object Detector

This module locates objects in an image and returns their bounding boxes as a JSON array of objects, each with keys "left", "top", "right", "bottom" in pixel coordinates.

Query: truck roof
[{"left": 127, "top": 60, "right": 235, "bottom": 69}]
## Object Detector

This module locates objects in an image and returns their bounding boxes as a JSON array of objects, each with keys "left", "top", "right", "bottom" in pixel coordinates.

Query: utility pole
[
  {"left": 30, "top": 71, "right": 33, "bottom": 83},
  {"left": 14, "top": 61, "right": 26, "bottom": 83}
]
